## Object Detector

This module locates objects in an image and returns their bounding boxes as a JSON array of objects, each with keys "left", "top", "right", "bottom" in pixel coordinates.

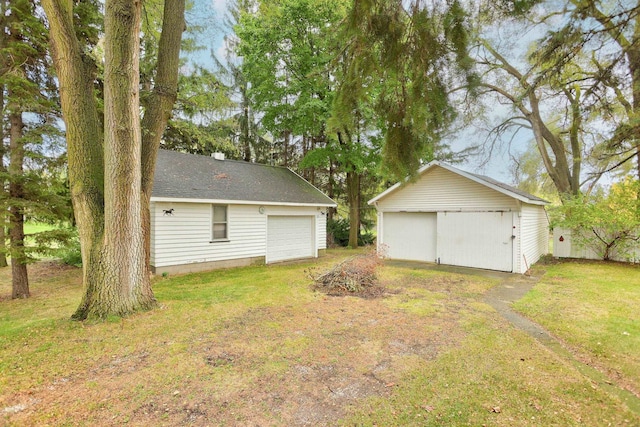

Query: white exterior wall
[
  {"left": 264, "top": 205, "right": 327, "bottom": 250},
  {"left": 553, "top": 227, "right": 640, "bottom": 263},
  {"left": 150, "top": 201, "right": 157, "bottom": 266},
  {"left": 519, "top": 204, "right": 550, "bottom": 273},
  {"left": 553, "top": 227, "right": 599, "bottom": 260},
  {"left": 375, "top": 167, "right": 519, "bottom": 212},
  {"left": 151, "top": 201, "right": 327, "bottom": 269},
  {"left": 372, "top": 166, "right": 550, "bottom": 274}
]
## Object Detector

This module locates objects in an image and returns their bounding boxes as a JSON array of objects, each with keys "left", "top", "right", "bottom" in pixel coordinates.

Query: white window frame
[{"left": 211, "top": 205, "right": 229, "bottom": 242}]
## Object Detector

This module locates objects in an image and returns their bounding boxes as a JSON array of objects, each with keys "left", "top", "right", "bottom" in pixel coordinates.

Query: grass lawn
[
  {"left": 23, "top": 222, "right": 60, "bottom": 235},
  {"left": 1, "top": 251, "right": 639, "bottom": 426},
  {"left": 514, "top": 259, "right": 640, "bottom": 401}
]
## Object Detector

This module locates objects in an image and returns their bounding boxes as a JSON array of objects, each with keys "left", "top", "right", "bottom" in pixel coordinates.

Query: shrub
[
  {"left": 59, "top": 238, "right": 82, "bottom": 267},
  {"left": 327, "top": 218, "right": 375, "bottom": 247},
  {"left": 552, "top": 178, "right": 640, "bottom": 261}
]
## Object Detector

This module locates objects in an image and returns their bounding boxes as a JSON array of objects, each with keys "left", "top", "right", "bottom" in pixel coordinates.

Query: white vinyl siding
[
  {"left": 376, "top": 167, "right": 518, "bottom": 212},
  {"left": 520, "top": 204, "right": 550, "bottom": 272},
  {"left": 372, "top": 164, "right": 550, "bottom": 274},
  {"left": 317, "top": 211, "right": 328, "bottom": 249},
  {"left": 150, "top": 201, "right": 157, "bottom": 266},
  {"left": 382, "top": 212, "right": 437, "bottom": 262},
  {"left": 150, "top": 202, "right": 327, "bottom": 269},
  {"left": 553, "top": 227, "right": 639, "bottom": 262},
  {"left": 151, "top": 203, "right": 264, "bottom": 268}
]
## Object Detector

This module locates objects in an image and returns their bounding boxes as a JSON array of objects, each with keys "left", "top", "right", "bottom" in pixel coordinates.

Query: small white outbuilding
[
  {"left": 150, "top": 150, "right": 336, "bottom": 274},
  {"left": 368, "top": 161, "right": 550, "bottom": 274}
]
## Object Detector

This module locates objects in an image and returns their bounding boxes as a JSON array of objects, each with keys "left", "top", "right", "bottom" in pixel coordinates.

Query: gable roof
[
  {"left": 368, "top": 160, "right": 549, "bottom": 206},
  {"left": 152, "top": 150, "right": 336, "bottom": 207}
]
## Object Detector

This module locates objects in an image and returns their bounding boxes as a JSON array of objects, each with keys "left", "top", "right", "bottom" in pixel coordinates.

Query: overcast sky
[{"left": 187, "top": 0, "right": 529, "bottom": 184}]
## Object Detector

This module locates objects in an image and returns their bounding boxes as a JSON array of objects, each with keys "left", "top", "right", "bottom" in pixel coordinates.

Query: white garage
[
  {"left": 369, "top": 161, "right": 550, "bottom": 274},
  {"left": 266, "top": 215, "right": 315, "bottom": 263},
  {"left": 150, "top": 150, "right": 335, "bottom": 274}
]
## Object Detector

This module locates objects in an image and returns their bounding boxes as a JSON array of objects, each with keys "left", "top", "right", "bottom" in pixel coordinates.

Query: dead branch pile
[{"left": 308, "top": 251, "right": 386, "bottom": 298}]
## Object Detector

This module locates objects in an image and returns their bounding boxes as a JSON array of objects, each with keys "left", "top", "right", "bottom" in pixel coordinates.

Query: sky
[
  {"left": 186, "top": 0, "right": 538, "bottom": 185},
  {"left": 186, "top": 0, "right": 229, "bottom": 67}
]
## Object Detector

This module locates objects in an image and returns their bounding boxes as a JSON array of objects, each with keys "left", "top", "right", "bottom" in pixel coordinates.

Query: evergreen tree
[
  {"left": 335, "top": 0, "right": 476, "bottom": 181},
  {"left": 0, "top": 0, "right": 71, "bottom": 298}
]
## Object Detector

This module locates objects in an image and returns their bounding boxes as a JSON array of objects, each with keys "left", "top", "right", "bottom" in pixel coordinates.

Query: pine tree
[{"left": 0, "top": 0, "right": 69, "bottom": 298}]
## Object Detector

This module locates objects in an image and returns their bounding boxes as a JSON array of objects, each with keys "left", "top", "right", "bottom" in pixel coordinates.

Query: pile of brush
[{"left": 308, "top": 250, "right": 386, "bottom": 298}]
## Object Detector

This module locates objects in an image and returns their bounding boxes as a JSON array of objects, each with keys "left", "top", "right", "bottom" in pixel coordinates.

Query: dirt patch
[
  {"left": 28, "top": 261, "right": 79, "bottom": 281},
  {"left": 1, "top": 265, "right": 476, "bottom": 427}
]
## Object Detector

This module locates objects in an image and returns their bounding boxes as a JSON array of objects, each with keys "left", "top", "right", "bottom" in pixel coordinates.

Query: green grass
[
  {"left": 23, "top": 222, "right": 60, "bottom": 235},
  {"left": 1, "top": 252, "right": 639, "bottom": 426},
  {"left": 343, "top": 313, "right": 632, "bottom": 426},
  {"left": 514, "top": 260, "right": 640, "bottom": 396}
]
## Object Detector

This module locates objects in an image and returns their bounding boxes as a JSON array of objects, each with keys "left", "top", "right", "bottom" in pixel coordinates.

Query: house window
[{"left": 212, "top": 205, "right": 228, "bottom": 240}]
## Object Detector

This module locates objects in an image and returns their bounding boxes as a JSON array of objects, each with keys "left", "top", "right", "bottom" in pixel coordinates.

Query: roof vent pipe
[{"left": 212, "top": 152, "right": 225, "bottom": 160}]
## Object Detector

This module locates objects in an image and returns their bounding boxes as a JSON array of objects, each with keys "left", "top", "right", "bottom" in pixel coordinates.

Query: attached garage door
[
  {"left": 383, "top": 212, "right": 437, "bottom": 262},
  {"left": 437, "top": 212, "right": 513, "bottom": 272},
  {"left": 267, "top": 215, "right": 314, "bottom": 263}
]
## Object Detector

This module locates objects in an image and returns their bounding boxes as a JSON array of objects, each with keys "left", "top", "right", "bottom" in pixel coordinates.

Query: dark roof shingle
[
  {"left": 152, "top": 150, "right": 335, "bottom": 206},
  {"left": 467, "top": 171, "right": 549, "bottom": 204}
]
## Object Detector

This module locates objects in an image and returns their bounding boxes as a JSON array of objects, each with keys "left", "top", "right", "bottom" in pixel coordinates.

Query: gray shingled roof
[
  {"left": 152, "top": 150, "right": 336, "bottom": 206},
  {"left": 467, "top": 171, "right": 549, "bottom": 204}
]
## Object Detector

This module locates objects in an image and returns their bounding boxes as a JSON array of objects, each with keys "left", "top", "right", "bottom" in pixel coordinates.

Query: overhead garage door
[
  {"left": 437, "top": 211, "right": 513, "bottom": 272},
  {"left": 383, "top": 212, "right": 437, "bottom": 262},
  {"left": 267, "top": 215, "right": 314, "bottom": 263}
]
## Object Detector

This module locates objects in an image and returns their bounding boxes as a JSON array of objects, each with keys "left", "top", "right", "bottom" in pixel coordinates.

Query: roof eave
[
  {"left": 151, "top": 196, "right": 337, "bottom": 208},
  {"left": 437, "top": 163, "right": 550, "bottom": 205}
]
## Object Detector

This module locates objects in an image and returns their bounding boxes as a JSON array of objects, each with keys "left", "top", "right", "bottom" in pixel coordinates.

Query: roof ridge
[{"left": 158, "top": 149, "right": 292, "bottom": 171}]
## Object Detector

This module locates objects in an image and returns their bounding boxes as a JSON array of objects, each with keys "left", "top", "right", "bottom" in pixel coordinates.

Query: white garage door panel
[
  {"left": 267, "top": 216, "right": 314, "bottom": 263},
  {"left": 383, "top": 212, "right": 437, "bottom": 262},
  {"left": 437, "top": 212, "right": 513, "bottom": 272}
]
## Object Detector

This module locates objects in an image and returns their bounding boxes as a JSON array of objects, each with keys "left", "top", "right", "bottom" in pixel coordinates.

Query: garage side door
[
  {"left": 382, "top": 212, "right": 437, "bottom": 262},
  {"left": 267, "top": 216, "right": 314, "bottom": 263},
  {"left": 437, "top": 212, "right": 513, "bottom": 272}
]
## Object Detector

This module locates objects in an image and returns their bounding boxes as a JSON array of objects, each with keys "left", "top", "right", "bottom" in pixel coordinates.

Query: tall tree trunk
[
  {"left": 141, "top": 0, "right": 185, "bottom": 274},
  {"left": 44, "top": 0, "right": 185, "bottom": 319},
  {"left": 242, "top": 102, "right": 251, "bottom": 161},
  {"left": 0, "top": 77, "right": 7, "bottom": 269},
  {"left": 628, "top": 48, "right": 640, "bottom": 180},
  {"left": 9, "top": 111, "right": 29, "bottom": 298},
  {"left": 282, "top": 130, "right": 290, "bottom": 167},
  {"left": 0, "top": 227, "right": 6, "bottom": 268},
  {"left": 7, "top": 1, "right": 28, "bottom": 296},
  {"left": 87, "top": 0, "right": 155, "bottom": 317},
  {"left": 44, "top": 0, "right": 108, "bottom": 319},
  {"left": 346, "top": 171, "right": 360, "bottom": 248},
  {"left": 327, "top": 160, "right": 335, "bottom": 222}
]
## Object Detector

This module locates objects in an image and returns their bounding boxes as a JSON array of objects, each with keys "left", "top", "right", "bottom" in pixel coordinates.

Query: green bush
[
  {"left": 59, "top": 238, "right": 82, "bottom": 267},
  {"left": 327, "top": 218, "right": 375, "bottom": 247}
]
